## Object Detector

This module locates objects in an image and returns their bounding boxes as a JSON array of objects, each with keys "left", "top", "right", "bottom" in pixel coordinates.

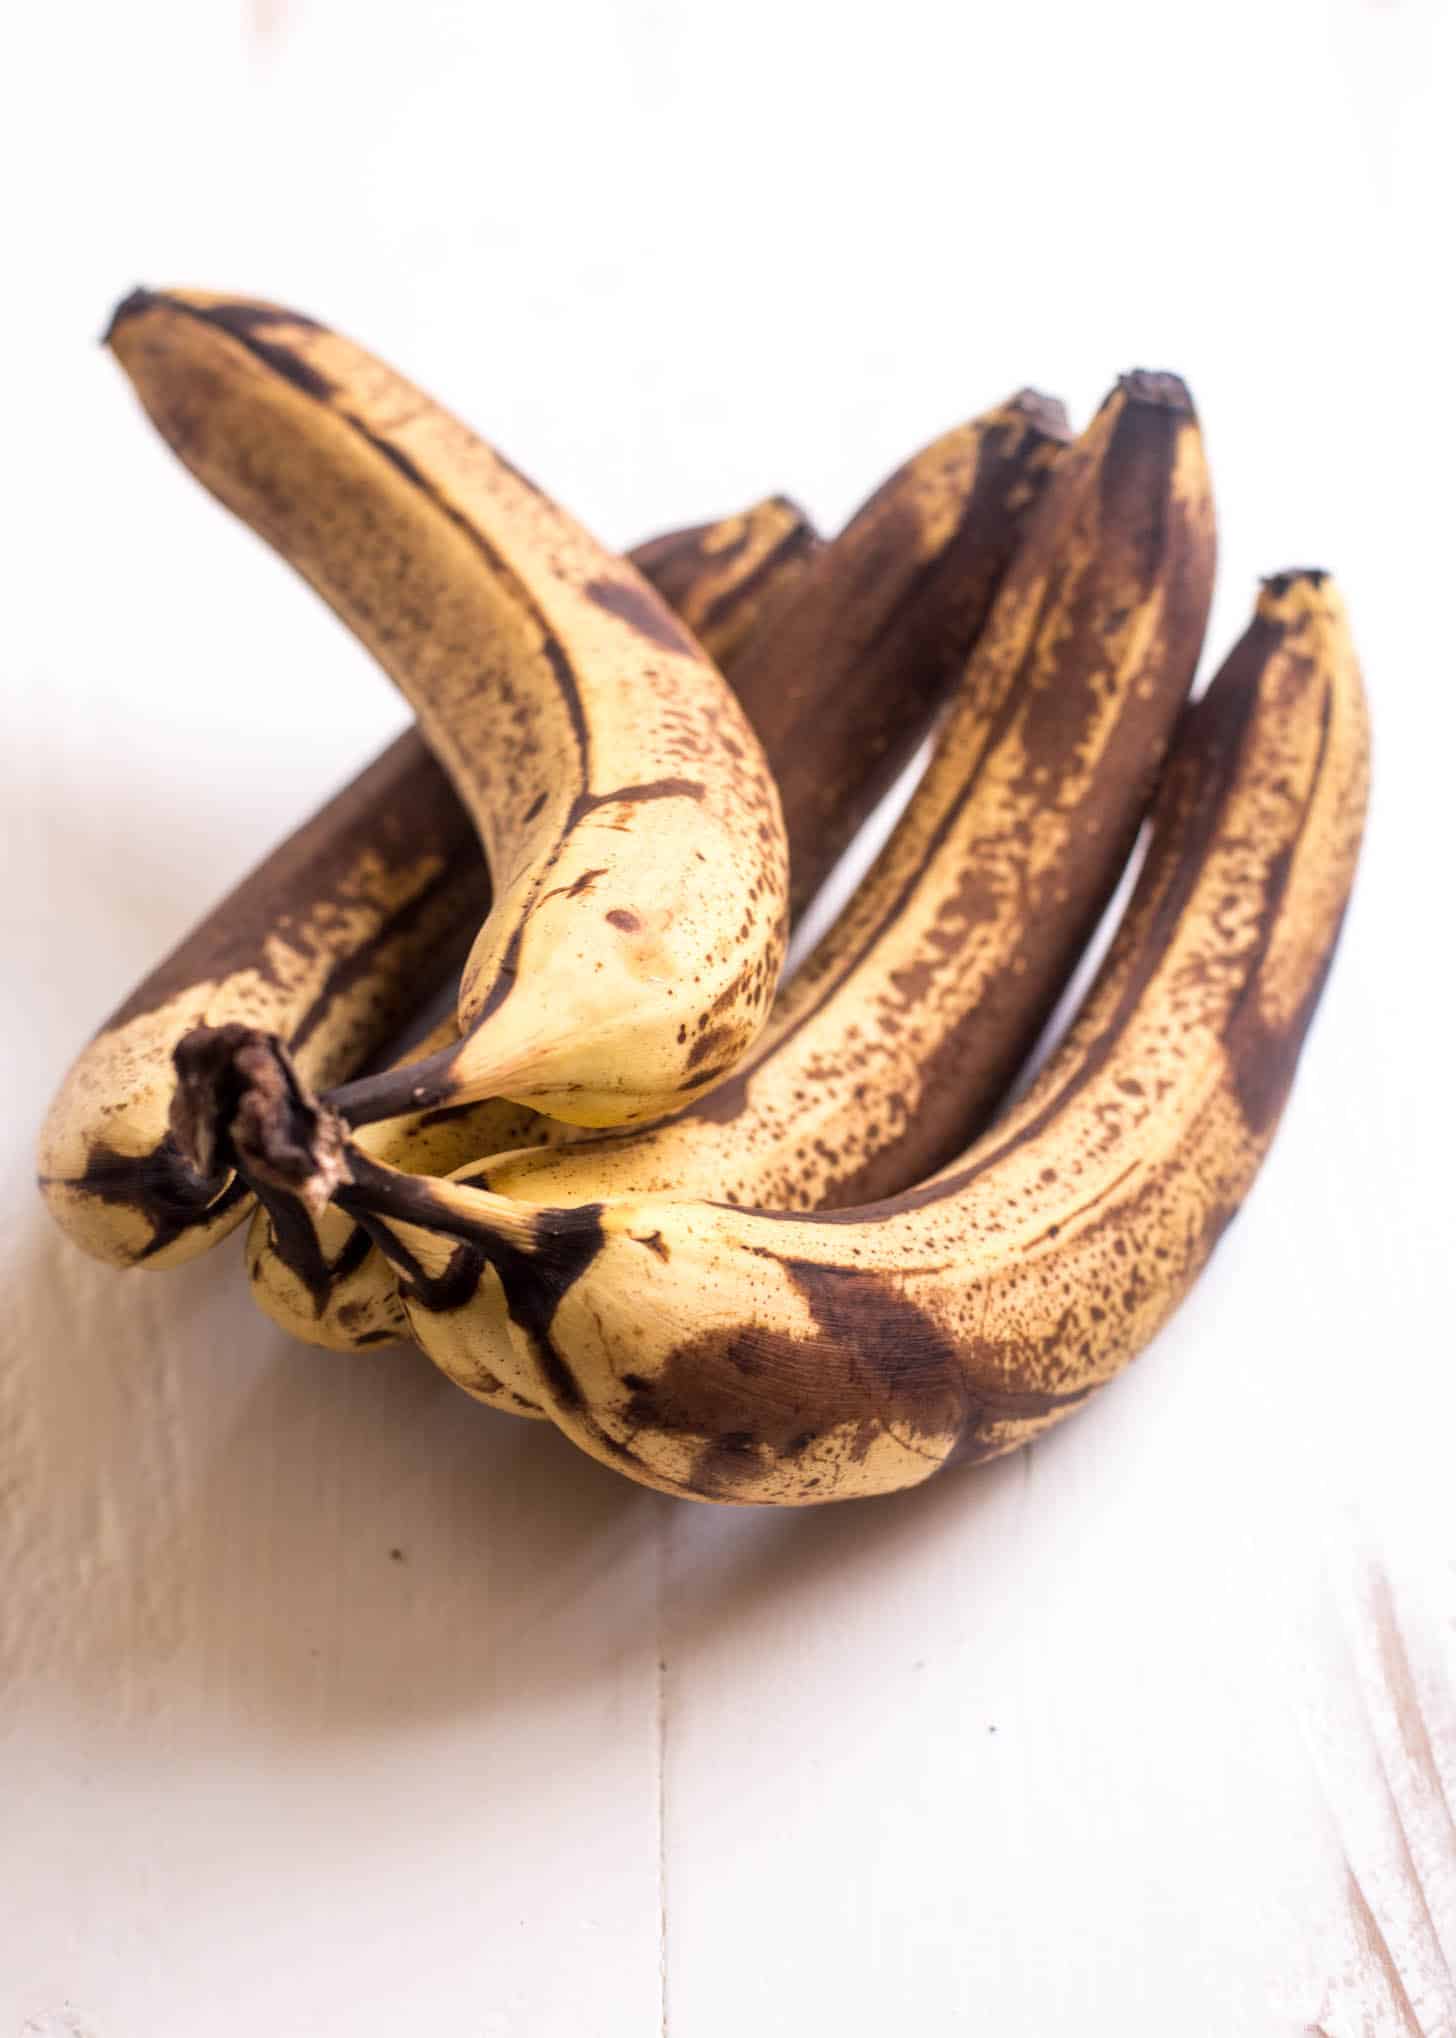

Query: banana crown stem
[
  {"left": 326, "top": 1041, "right": 462, "bottom": 1128},
  {"left": 339, "top": 1146, "right": 539, "bottom": 1251},
  {"left": 171, "top": 1024, "right": 349, "bottom": 1218}
]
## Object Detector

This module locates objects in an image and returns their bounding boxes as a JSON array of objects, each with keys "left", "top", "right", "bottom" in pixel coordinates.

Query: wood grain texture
[{"left": 3, "top": 0, "right": 1454, "bottom": 2030}]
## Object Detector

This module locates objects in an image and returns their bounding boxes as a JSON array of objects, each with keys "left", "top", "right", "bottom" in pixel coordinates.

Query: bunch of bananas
[{"left": 38, "top": 287, "right": 1370, "bottom": 1506}]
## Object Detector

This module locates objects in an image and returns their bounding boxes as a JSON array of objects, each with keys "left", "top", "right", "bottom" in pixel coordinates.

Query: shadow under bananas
[
  {"left": 2, "top": 1203, "right": 651, "bottom": 1745},
  {"left": 194, "top": 1342, "right": 1053, "bottom": 1742},
  {"left": 3, "top": 1181, "right": 1088, "bottom": 1746}
]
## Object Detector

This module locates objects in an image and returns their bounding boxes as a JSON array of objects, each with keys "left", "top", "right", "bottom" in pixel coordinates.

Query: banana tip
[
  {"left": 102, "top": 286, "right": 161, "bottom": 350},
  {"left": 1008, "top": 388, "right": 1072, "bottom": 438},
  {"left": 1256, "top": 566, "right": 1341, "bottom": 630},
  {"left": 1261, "top": 566, "right": 1331, "bottom": 596},
  {"left": 1117, "top": 368, "right": 1194, "bottom": 415}
]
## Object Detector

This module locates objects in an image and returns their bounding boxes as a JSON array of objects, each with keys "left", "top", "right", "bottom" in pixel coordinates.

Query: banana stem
[
  {"left": 169, "top": 1018, "right": 542, "bottom": 1259},
  {"left": 171, "top": 1023, "right": 349, "bottom": 1216},
  {"left": 325, "top": 1043, "right": 463, "bottom": 1128},
  {"left": 337, "top": 1147, "right": 538, "bottom": 1251}
]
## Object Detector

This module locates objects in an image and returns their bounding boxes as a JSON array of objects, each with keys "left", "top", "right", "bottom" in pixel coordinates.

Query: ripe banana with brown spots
[
  {"left": 195, "top": 570, "right": 1368, "bottom": 1502},
  {"left": 364, "top": 367, "right": 1214, "bottom": 1407},
  {"left": 37, "top": 486, "right": 806, "bottom": 1269},
  {"left": 236, "top": 498, "right": 825, "bottom": 1344},
  {"left": 244, "top": 389, "right": 1074, "bottom": 1350},
  {"left": 100, "top": 288, "right": 792, "bottom": 1142}
]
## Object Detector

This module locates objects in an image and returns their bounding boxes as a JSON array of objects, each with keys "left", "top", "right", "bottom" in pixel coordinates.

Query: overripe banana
[
  {"left": 311, "top": 367, "right": 1213, "bottom": 1390},
  {"left": 475, "top": 372, "right": 1212, "bottom": 1212},
  {"left": 38, "top": 491, "right": 808, "bottom": 1268},
  {"left": 245, "top": 389, "right": 1074, "bottom": 1349},
  {"left": 199, "top": 570, "right": 1367, "bottom": 1502},
  {"left": 101, "top": 288, "right": 791, "bottom": 1138}
]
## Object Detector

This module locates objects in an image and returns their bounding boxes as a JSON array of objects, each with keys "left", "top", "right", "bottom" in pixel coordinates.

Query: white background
[{"left": 3, "top": 2, "right": 1454, "bottom": 2032}]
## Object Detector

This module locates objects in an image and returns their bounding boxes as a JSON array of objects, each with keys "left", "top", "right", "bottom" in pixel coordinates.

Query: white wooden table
[{"left": 4, "top": 3, "right": 1454, "bottom": 2031}]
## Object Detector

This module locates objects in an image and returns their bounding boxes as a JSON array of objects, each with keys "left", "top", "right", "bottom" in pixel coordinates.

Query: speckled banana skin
[
  {"left": 728, "top": 388, "right": 1071, "bottom": 922},
  {"left": 479, "top": 373, "right": 1213, "bottom": 1215},
  {"left": 287, "top": 372, "right": 1213, "bottom": 1396},
  {"left": 101, "top": 287, "right": 791, "bottom": 1137},
  {"left": 322, "top": 571, "right": 1368, "bottom": 1502},
  {"left": 246, "top": 389, "right": 1073, "bottom": 1351},
  {"left": 243, "top": 503, "right": 823, "bottom": 1347},
  {"left": 36, "top": 484, "right": 786, "bottom": 1270}
]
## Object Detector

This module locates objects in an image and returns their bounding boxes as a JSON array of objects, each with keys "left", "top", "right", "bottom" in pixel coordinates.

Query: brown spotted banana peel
[
  {"left": 36, "top": 490, "right": 804, "bottom": 1273},
  {"left": 316, "top": 374, "right": 1074, "bottom": 1129},
  {"left": 267, "top": 569, "right": 1367, "bottom": 1501},
  {"left": 730, "top": 386, "right": 1073, "bottom": 924},
  {"left": 256, "top": 371, "right": 1211, "bottom": 1376},
  {"left": 238, "top": 499, "right": 824, "bottom": 1346},
  {"left": 244, "top": 390, "right": 1075, "bottom": 1350},
  {"left": 100, "top": 289, "right": 792, "bottom": 1140},
  {"left": 218, "top": 369, "right": 1214, "bottom": 1389}
]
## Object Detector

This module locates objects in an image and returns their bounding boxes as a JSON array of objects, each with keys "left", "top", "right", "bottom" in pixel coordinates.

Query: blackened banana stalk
[{"left": 105, "top": 290, "right": 795, "bottom": 1145}]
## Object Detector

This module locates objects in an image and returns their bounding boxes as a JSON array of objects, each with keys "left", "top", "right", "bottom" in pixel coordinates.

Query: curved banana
[
  {"left": 37, "top": 487, "right": 803, "bottom": 1269},
  {"left": 246, "top": 388, "right": 1074, "bottom": 1349},
  {"left": 102, "top": 288, "right": 790, "bottom": 1141},
  {"left": 293, "top": 569, "right": 1367, "bottom": 1502},
  {"left": 240, "top": 499, "right": 827, "bottom": 1345},
  {"left": 410, "top": 368, "right": 1214, "bottom": 1409}
]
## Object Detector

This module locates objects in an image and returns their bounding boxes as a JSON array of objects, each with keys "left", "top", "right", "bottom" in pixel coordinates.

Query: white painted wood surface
[{"left": 4, "top": 2, "right": 1454, "bottom": 2031}]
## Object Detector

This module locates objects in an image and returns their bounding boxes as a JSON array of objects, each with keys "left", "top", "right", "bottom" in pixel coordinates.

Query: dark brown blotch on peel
[
  {"left": 56, "top": 1135, "right": 243, "bottom": 1259},
  {"left": 677, "top": 1058, "right": 738, "bottom": 1092},
  {"left": 125, "top": 288, "right": 599, "bottom": 818},
  {"left": 734, "top": 398, "right": 1069, "bottom": 922},
  {"left": 570, "top": 776, "right": 706, "bottom": 824},
  {"left": 583, "top": 575, "right": 702, "bottom": 658},
  {"left": 105, "top": 288, "right": 324, "bottom": 349},
  {"left": 622, "top": 1261, "right": 969, "bottom": 1496},
  {"left": 1230, "top": 943, "right": 1338, "bottom": 1139},
  {"left": 123, "top": 289, "right": 338, "bottom": 400},
  {"left": 686, "top": 1024, "right": 738, "bottom": 1071},
  {"left": 195, "top": 297, "right": 326, "bottom": 337},
  {"left": 367, "top": 434, "right": 430, "bottom": 491}
]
